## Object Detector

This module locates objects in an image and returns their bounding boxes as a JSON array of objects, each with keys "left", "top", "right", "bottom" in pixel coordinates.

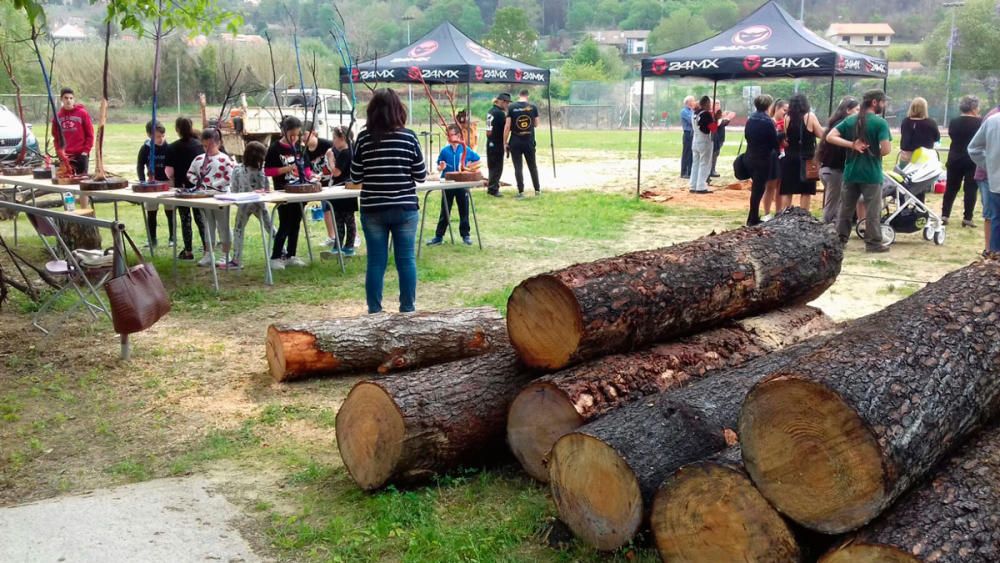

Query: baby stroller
[{"left": 856, "top": 147, "right": 946, "bottom": 246}]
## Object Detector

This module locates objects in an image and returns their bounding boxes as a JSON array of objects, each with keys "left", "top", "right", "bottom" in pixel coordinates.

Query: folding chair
[{"left": 26, "top": 212, "right": 113, "bottom": 335}]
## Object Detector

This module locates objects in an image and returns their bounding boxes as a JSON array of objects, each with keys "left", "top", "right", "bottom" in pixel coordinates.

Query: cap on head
[{"left": 496, "top": 92, "right": 512, "bottom": 102}]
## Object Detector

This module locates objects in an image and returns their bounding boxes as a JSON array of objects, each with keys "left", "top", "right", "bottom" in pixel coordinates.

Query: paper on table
[{"left": 215, "top": 192, "right": 262, "bottom": 202}]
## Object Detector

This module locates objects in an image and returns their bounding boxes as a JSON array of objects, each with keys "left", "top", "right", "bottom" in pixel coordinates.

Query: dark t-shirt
[
  {"left": 486, "top": 105, "right": 506, "bottom": 149},
  {"left": 947, "top": 115, "right": 982, "bottom": 166},
  {"left": 900, "top": 117, "right": 940, "bottom": 152},
  {"left": 332, "top": 148, "right": 352, "bottom": 185},
  {"left": 508, "top": 101, "right": 538, "bottom": 137},
  {"left": 164, "top": 138, "right": 204, "bottom": 189},
  {"left": 137, "top": 140, "right": 168, "bottom": 182},
  {"left": 265, "top": 140, "right": 304, "bottom": 190},
  {"left": 306, "top": 138, "right": 334, "bottom": 186}
]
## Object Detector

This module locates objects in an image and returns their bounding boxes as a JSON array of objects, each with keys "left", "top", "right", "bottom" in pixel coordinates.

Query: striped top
[{"left": 350, "top": 128, "right": 426, "bottom": 211}]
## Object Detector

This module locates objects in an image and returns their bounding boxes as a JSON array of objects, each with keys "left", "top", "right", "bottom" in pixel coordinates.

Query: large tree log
[
  {"left": 506, "top": 208, "right": 842, "bottom": 370},
  {"left": 739, "top": 259, "right": 1000, "bottom": 535},
  {"left": 650, "top": 447, "right": 801, "bottom": 563},
  {"left": 266, "top": 307, "right": 507, "bottom": 381},
  {"left": 507, "top": 306, "right": 832, "bottom": 482},
  {"left": 336, "top": 347, "right": 535, "bottom": 491},
  {"left": 547, "top": 334, "right": 836, "bottom": 551},
  {"left": 819, "top": 419, "right": 1000, "bottom": 563}
]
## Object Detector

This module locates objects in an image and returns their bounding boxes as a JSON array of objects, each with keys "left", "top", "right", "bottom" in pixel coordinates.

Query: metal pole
[
  {"left": 176, "top": 57, "right": 180, "bottom": 114},
  {"left": 828, "top": 71, "right": 836, "bottom": 117},
  {"left": 636, "top": 76, "right": 646, "bottom": 197},
  {"left": 405, "top": 17, "right": 414, "bottom": 113},
  {"left": 943, "top": 3, "right": 964, "bottom": 125},
  {"left": 466, "top": 78, "right": 472, "bottom": 151},
  {"left": 547, "top": 82, "right": 556, "bottom": 178}
]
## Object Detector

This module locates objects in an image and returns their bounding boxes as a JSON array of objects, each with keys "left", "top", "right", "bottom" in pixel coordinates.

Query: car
[{"left": 0, "top": 105, "right": 40, "bottom": 162}]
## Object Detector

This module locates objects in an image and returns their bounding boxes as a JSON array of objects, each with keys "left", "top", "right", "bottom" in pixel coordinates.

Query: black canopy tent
[
  {"left": 636, "top": 0, "right": 889, "bottom": 194},
  {"left": 340, "top": 22, "right": 556, "bottom": 176}
]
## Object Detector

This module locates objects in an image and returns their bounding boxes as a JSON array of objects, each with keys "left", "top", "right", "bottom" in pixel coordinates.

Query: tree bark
[
  {"left": 650, "top": 446, "right": 802, "bottom": 563},
  {"left": 54, "top": 209, "right": 102, "bottom": 251},
  {"left": 507, "top": 306, "right": 833, "bottom": 482},
  {"left": 336, "top": 347, "right": 536, "bottom": 491},
  {"left": 266, "top": 307, "right": 507, "bottom": 381},
  {"left": 506, "top": 208, "right": 843, "bottom": 370},
  {"left": 547, "top": 334, "right": 836, "bottom": 551},
  {"left": 740, "top": 259, "right": 1000, "bottom": 535},
  {"left": 819, "top": 419, "right": 1000, "bottom": 563}
]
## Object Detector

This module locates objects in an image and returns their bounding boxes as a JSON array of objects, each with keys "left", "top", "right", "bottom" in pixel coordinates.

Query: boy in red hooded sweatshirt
[{"left": 52, "top": 87, "right": 94, "bottom": 203}]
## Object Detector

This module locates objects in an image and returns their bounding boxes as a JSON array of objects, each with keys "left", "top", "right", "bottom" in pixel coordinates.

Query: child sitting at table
[
  {"left": 427, "top": 124, "right": 480, "bottom": 247},
  {"left": 136, "top": 120, "right": 174, "bottom": 248},
  {"left": 228, "top": 141, "right": 272, "bottom": 270},
  {"left": 186, "top": 127, "right": 236, "bottom": 268}
]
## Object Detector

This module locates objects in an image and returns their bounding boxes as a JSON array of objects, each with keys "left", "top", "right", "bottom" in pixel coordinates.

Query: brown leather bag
[
  {"left": 104, "top": 230, "right": 170, "bottom": 334},
  {"left": 803, "top": 158, "right": 821, "bottom": 181}
]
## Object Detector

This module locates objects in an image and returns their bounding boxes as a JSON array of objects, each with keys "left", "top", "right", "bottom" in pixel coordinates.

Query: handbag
[
  {"left": 104, "top": 230, "right": 171, "bottom": 334},
  {"left": 799, "top": 117, "right": 820, "bottom": 182},
  {"left": 733, "top": 137, "right": 752, "bottom": 180}
]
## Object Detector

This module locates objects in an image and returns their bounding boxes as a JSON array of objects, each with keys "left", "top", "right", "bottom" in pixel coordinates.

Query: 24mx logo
[
  {"left": 668, "top": 59, "right": 719, "bottom": 72},
  {"left": 359, "top": 69, "right": 397, "bottom": 80},
  {"left": 650, "top": 59, "right": 668, "bottom": 75},
  {"left": 866, "top": 60, "right": 887, "bottom": 74},
  {"left": 761, "top": 57, "right": 820, "bottom": 69}
]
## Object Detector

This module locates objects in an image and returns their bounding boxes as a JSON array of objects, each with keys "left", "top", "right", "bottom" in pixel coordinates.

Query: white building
[
  {"left": 51, "top": 23, "right": 88, "bottom": 41},
  {"left": 825, "top": 23, "right": 895, "bottom": 48},
  {"left": 589, "top": 30, "right": 650, "bottom": 56}
]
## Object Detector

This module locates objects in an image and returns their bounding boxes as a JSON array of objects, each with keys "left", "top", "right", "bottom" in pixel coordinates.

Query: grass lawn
[{"left": 0, "top": 126, "right": 986, "bottom": 562}]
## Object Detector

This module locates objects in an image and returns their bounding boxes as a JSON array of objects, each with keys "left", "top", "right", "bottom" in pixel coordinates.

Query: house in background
[
  {"left": 888, "top": 61, "right": 925, "bottom": 76},
  {"left": 825, "top": 23, "right": 895, "bottom": 48},
  {"left": 51, "top": 23, "right": 88, "bottom": 41},
  {"left": 589, "top": 30, "right": 650, "bottom": 56}
]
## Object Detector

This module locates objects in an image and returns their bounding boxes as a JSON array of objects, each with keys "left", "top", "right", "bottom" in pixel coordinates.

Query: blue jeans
[
  {"left": 361, "top": 207, "right": 419, "bottom": 313},
  {"left": 990, "top": 190, "right": 1000, "bottom": 252},
  {"left": 980, "top": 180, "right": 996, "bottom": 222}
]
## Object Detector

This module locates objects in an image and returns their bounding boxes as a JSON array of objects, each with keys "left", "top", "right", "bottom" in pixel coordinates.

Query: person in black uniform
[
  {"left": 504, "top": 89, "right": 541, "bottom": 198},
  {"left": 485, "top": 92, "right": 510, "bottom": 197}
]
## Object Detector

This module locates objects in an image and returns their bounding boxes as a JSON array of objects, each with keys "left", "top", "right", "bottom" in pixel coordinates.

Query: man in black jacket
[
  {"left": 485, "top": 92, "right": 510, "bottom": 197},
  {"left": 505, "top": 89, "right": 541, "bottom": 198}
]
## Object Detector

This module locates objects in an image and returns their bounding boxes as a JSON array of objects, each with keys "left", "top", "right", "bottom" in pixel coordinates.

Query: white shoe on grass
[
  {"left": 286, "top": 256, "right": 307, "bottom": 267},
  {"left": 197, "top": 254, "right": 214, "bottom": 267},
  {"left": 269, "top": 258, "right": 286, "bottom": 271}
]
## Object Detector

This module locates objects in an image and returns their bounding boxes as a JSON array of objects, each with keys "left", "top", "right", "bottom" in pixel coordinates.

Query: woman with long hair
[
  {"left": 900, "top": 97, "right": 940, "bottom": 163},
  {"left": 744, "top": 94, "right": 779, "bottom": 225},
  {"left": 349, "top": 89, "right": 427, "bottom": 313},
  {"left": 780, "top": 94, "right": 824, "bottom": 211},
  {"left": 763, "top": 98, "right": 788, "bottom": 218},
  {"left": 817, "top": 97, "right": 860, "bottom": 223},
  {"left": 265, "top": 115, "right": 311, "bottom": 270}
]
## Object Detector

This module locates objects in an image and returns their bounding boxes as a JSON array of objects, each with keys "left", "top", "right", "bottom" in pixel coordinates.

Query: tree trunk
[
  {"left": 266, "top": 307, "right": 507, "bottom": 381},
  {"left": 506, "top": 208, "right": 843, "bottom": 370},
  {"left": 54, "top": 209, "right": 102, "bottom": 250},
  {"left": 336, "top": 347, "right": 536, "bottom": 491},
  {"left": 819, "top": 422, "right": 1000, "bottom": 563},
  {"left": 740, "top": 259, "right": 1000, "bottom": 535},
  {"left": 547, "top": 334, "right": 836, "bottom": 551},
  {"left": 650, "top": 447, "right": 802, "bottom": 563},
  {"left": 508, "top": 306, "right": 833, "bottom": 482}
]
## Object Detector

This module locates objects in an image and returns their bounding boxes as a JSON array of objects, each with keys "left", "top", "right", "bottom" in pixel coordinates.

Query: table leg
[
  {"left": 324, "top": 201, "right": 346, "bottom": 274},
  {"left": 442, "top": 190, "right": 455, "bottom": 244},
  {"left": 120, "top": 333, "right": 131, "bottom": 361},
  {"left": 113, "top": 201, "right": 119, "bottom": 222},
  {"left": 300, "top": 203, "right": 314, "bottom": 263},
  {"left": 205, "top": 210, "right": 219, "bottom": 292},
  {"left": 417, "top": 190, "right": 432, "bottom": 258},
  {"left": 143, "top": 204, "right": 157, "bottom": 259},
  {"left": 171, "top": 205, "right": 179, "bottom": 280},
  {"left": 260, "top": 209, "right": 273, "bottom": 286},
  {"left": 468, "top": 188, "right": 482, "bottom": 250}
]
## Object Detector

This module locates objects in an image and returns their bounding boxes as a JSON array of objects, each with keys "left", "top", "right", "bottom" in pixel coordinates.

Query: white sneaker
[
  {"left": 322, "top": 237, "right": 339, "bottom": 247},
  {"left": 762, "top": 214, "right": 775, "bottom": 222},
  {"left": 197, "top": 254, "right": 214, "bottom": 267},
  {"left": 269, "top": 258, "right": 286, "bottom": 271},
  {"left": 286, "top": 256, "right": 307, "bottom": 267}
]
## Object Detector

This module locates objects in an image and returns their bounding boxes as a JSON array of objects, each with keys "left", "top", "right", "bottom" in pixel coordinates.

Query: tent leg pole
[
  {"left": 712, "top": 80, "right": 718, "bottom": 106},
  {"left": 547, "top": 85, "right": 556, "bottom": 178},
  {"left": 828, "top": 72, "right": 836, "bottom": 117},
  {"left": 636, "top": 76, "right": 646, "bottom": 197},
  {"left": 427, "top": 84, "right": 433, "bottom": 169},
  {"left": 465, "top": 79, "right": 472, "bottom": 151}
]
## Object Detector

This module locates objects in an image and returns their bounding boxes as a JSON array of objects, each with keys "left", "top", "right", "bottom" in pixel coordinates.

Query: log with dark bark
[
  {"left": 739, "top": 259, "right": 1000, "bottom": 535},
  {"left": 266, "top": 307, "right": 507, "bottom": 381},
  {"left": 507, "top": 306, "right": 832, "bottom": 482},
  {"left": 819, "top": 419, "right": 1000, "bottom": 563},
  {"left": 336, "top": 347, "right": 536, "bottom": 491},
  {"left": 547, "top": 334, "right": 836, "bottom": 551},
  {"left": 650, "top": 447, "right": 801, "bottom": 563},
  {"left": 506, "top": 208, "right": 842, "bottom": 370},
  {"left": 54, "top": 209, "right": 102, "bottom": 250}
]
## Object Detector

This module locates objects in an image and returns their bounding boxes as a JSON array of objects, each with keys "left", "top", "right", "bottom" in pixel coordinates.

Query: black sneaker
[
  {"left": 488, "top": 191, "right": 503, "bottom": 198},
  {"left": 426, "top": 237, "right": 443, "bottom": 246},
  {"left": 462, "top": 236, "right": 473, "bottom": 245},
  {"left": 178, "top": 250, "right": 194, "bottom": 260},
  {"left": 865, "top": 244, "right": 890, "bottom": 253}
]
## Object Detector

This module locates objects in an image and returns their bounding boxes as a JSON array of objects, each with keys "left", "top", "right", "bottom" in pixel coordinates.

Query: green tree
[
  {"left": 591, "top": 0, "right": 626, "bottom": 28},
  {"left": 572, "top": 36, "right": 601, "bottom": 65},
  {"left": 702, "top": 1, "right": 740, "bottom": 30},
  {"left": 483, "top": 7, "right": 539, "bottom": 64},
  {"left": 421, "top": 0, "right": 486, "bottom": 38},
  {"left": 566, "top": 0, "right": 594, "bottom": 31},
  {"left": 648, "top": 9, "right": 712, "bottom": 53},
  {"left": 924, "top": 0, "right": 1000, "bottom": 105},
  {"left": 10, "top": 0, "right": 241, "bottom": 36},
  {"left": 497, "top": 0, "right": 542, "bottom": 32},
  {"left": 620, "top": 0, "right": 662, "bottom": 30}
]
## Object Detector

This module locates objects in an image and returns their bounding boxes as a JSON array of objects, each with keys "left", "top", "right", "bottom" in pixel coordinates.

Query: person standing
[
  {"left": 780, "top": 94, "right": 824, "bottom": 211},
  {"left": 428, "top": 124, "right": 480, "bottom": 247},
  {"left": 826, "top": 90, "right": 892, "bottom": 253},
  {"left": 817, "top": 97, "right": 860, "bottom": 223},
  {"left": 680, "top": 95, "right": 696, "bottom": 179},
  {"left": 456, "top": 109, "right": 478, "bottom": 151},
  {"left": 265, "top": 116, "right": 311, "bottom": 270},
  {"left": 53, "top": 87, "right": 95, "bottom": 207},
  {"left": 504, "top": 89, "right": 541, "bottom": 198},
  {"left": 744, "top": 95, "right": 779, "bottom": 226},
  {"left": 349, "top": 89, "right": 427, "bottom": 314},
  {"left": 690, "top": 96, "right": 716, "bottom": 194},
  {"left": 710, "top": 101, "right": 735, "bottom": 178},
  {"left": 137, "top": 120, "right": 175, "bottom": 248},
  {"left": 327, "top": 127, "right": 358, "bottom": 257},
  {"left": 968, "top": 110, "right": 1000, "bottom": 253},
  {"left": 941, "top": 96, "right": 982, "bottom": 228},
  {"left": 900, "top": 97, "right": 940, "bottom": 164},
  {"left": 164, "top": 117, "right": 208, "bottom": 261},
  {"left": 762, "top": 98, "right": 788, "bottom": 220},
  {"left": 973, "top": 104, "right": 1000, "bottom": 252},
  {"left": 186, "top": 128, "right": 236, "bottom": 268},
  {"left": 485, "top": 93, "right": 510, "bottom": 197}
]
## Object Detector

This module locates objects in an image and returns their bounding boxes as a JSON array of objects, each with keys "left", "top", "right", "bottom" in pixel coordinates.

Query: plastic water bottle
[{"left": 63, "top": 192, "right": 75, "bottom": 212}]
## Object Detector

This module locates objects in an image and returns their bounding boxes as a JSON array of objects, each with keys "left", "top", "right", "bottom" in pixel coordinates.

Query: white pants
[{"left": 690, "top": 137, "right": 713, "bottom": 191}]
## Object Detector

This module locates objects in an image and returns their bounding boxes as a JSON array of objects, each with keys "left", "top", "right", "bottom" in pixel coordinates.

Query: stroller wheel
[
  {"left": 933, "top": 230, "right": 946, "bottom": 245},
  {"left": 881, "top": 225, "right": 896, "bottom": 246},
  {"left": 923, "top": 226, "right": 934, "bottom": 241},
  {"left": 856, "top": 219, "right": 867, "bottom": 239}
]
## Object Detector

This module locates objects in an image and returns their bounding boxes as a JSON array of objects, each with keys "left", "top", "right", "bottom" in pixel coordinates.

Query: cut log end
[
  {"left": 820, "top": 544, "right": 919, "bottom": 563},
  {"left": 265, "top": 325, "right": 338, "bottom": 382},
  {"left": 506, "top": 275, "right": 582, "bottom": 370},
  {"left": 335, "top": 382, "right": 405, "bottom": 491},
  {"left": 506, "top": 382, "right": 584, "bottom": 482},
  {"left": 651, "top": 462, "right": 800, "bottom": 563},
  {"left": 548, "top": 433, "right": 642, "bottom": 551},
  {"left": 739, "top": 376, "right": 886, "bottom": 534}
]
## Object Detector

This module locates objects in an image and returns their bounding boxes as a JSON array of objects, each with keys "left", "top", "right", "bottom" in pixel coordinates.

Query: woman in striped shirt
[{"left": 349, "top": 89, "right": 427, "bottom": 313}]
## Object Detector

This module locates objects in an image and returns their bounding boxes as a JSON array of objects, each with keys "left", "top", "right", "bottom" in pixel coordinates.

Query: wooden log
[
  {"left": 54, "top": 208, "right": 102, "bottom": 251},
  {"left": 507, "top": 306, "right": 832, "bottom": 482},
  {"left": 336, "top": 347, "right": 534, "bottom": 491},
  {"left": 266, "top": 307, "right": 507, "bottom": 381},
  {"left": 506, "top": 208, "right": 842, "bottom": 370},
  {"left": 650, "top": 447, "right": 801, "bottom": 563},
  {"left": 547, "top": 333, "right": 836, "bottom": 551},
  {"left": 739, "top": 259, "right": 1000, "bottom": 535}
]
